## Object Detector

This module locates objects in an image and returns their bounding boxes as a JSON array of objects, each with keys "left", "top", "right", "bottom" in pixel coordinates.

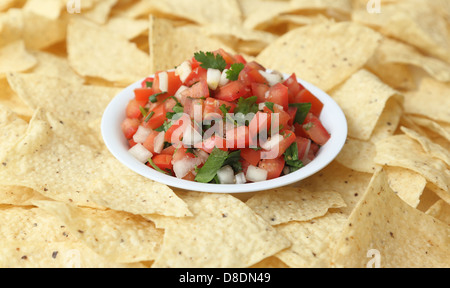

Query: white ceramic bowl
[{"left": 102, "top": 74, "right": 347, "bottom": 193}]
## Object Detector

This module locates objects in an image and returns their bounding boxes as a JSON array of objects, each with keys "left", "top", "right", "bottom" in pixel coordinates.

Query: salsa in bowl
[{"left": 102, "top": 50, "right": 347, "bottom": 193}]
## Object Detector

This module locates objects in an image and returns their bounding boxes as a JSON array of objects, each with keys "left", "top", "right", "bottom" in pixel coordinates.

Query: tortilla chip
[
  {"left": 409, "top": 116, "right": 450, "bottom": 143},
  {"left": 0, "top": 8, "right": 23, "bottom": 47},
  {"left": 67, "top": 17, "right": 150, "bottom": 84},
  {"left": 27, "top": 51, "right": 85, "bottom": 85},
  {"left": 0, "top": 41, "right": 37, "bottom": 75},
  {"left": 104, "top": 17, "right": 149, "bottom": 40},
  {"left": 22, "top": 10, "right": 68, "bottom": 50},
  {"left": 0, "top": 186, "right": 49, "bottom": 206},
  {"left": 385, "top": 167, "right": 427, "bottom": 208},
  {"left": 149, "top": 0, "right": 242, "bottom": 26},
  {"left": 426, "top": 200, "right": 450, "bottom": 225},
  {"left": 365, "top": 56, "right": 416, "bottom": 90},
  {"left": 417, "top": 188, "right": 442, "bottom": 213},
  {"left": 332, "top": 169, "right": 450, "bottom": 268},
  {"left": 0, "top": 79, "right": 33, "bottom": 120},
  {"left": 149, "top": 16, "right": 235, "bottom": 73},
  {"left": 275, "top": 212, "right": 347, "bottom": 268},
  {"left": 82, "top": 0, "right": 118, "bottom": 25},
  {"left": 23, "top": 0, "right": 64, "bottom": 20},
  {"left": 330, "top": 69, "right": 402, "bottom": 141},
  {"left": 0, "top": 108, "right": 191, "bottom": 217},
  {"left": 246, "top": 188, "right": 346, "bottom": 225},
  {"left": 335, "top": 138, "right": 378, "bottom": 173},
  {"left": 34, "top": 200, "right": 164, "bottom": 263},
  {"left": 257, "top": 22, "right": 382, "bottom": 92},
  {"left": 401, "top": 127, "right": 450, "bottom": 167},
  {"left": 404, "top": 78, "right": 450, "bottom": 124},
  {"left": 353, "top": 1, "right": 450, "bottom": 63},
  {"left": 7, "top": 73, "right": 120, "bottom": 124},
  {"left": 370, "top": 97, "right": 403, "bottom": 143},
  {"left": 250, "top": 256, "right": 289, "bottom": 268},
  {"left": 375, "top": 38, "right": 450, "bottom": 83},
  {"left": 147, "top": 192, "right": 291, "bottom": 268},
  {"left": 295, "top": 161, "right": 373, "bottom": 215},
  {"left": 374, "top": 135, "right": 449, "bottom": 193},
  {"left": 0, "top": 0, "right": 16, "bottom": 12}
]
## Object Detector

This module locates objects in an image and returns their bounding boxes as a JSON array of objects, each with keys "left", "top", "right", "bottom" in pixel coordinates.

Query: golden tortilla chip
[
  {"left": 22, "top": 10, "right": 68, "bottom": 50},
  {"left": 426, "top": 200, "right": 450, "bottom": 225},
  {"left": 330, "top": 69, "right": 402, "bottom": 141},
  {"left": 82, "top": 0, "right": 118, "bottom": 25},
  {"left": 23, "top": 0, "right": 64, "bottom": 20},
  {"left": 246, "top": 188, "right": 346, "bottom": 225},
  {"left": 105, "top": 17, "right": 149, "bottom": 40},
  {"left": 295, "top": 161, "right": 373, "bottom": 215},
  {"left": 0, "top": 108, "right": 191, "bottom": 217},
  {"left": 374, "top": 135, "right": 449, "bottom": 193},
  {"left": 250, "top": 256, "right": 289, "bottom": 268},
  {"left": 332, "top": 169, "right": 450, "bottom": 268},
  {"left": 35, "top": 201, "right": 164, "bottom": 263},
  {"left": 0, "top": 186, "right": 49, "bottom": 206},
  {"left": 147, "top": 192, "right": 291, "bottom": 268},
  {"left": 404, "top": 78, "right": 450, "bottom": 124},
  {"left": 149, "top": 16, "right": 235, "bottom": 73},
  {"left": 409, "top": 116, "right": 450, "bottom": 143},
  {"left": 385, "top": 167, "right": 427, "bottom": 208},
  {"left": 257, "top": 22, "right": 382, "bottom": 92},
  {"left": 0, "top": 41, "right": 37, "bottom": 75},
  {"left": 275, "top": 212, "right": 347, "bottom": 268},
  {"left": 0, "top": 79, "right": 34, "bottom": 120},
  {"left": 67, "top": 17, "right": 150, "bottom": 84},
  {"left": 336, "top": 138, "right": 378, "bottom": 173}
]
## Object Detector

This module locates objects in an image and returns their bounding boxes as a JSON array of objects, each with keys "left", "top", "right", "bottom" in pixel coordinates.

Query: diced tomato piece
[
  {"left": 226, "top": 125, "right": 250, "bottom": 149},
  {"left": 294, "top": 137, "right": 311, "bottom": 160},
  {"left": 214, "top": 48, "right": 236, "bottom": 66},
  {"left": 165, "top": 114, "right": 190, "bottom": 145},
  {"left": 143, "top": 104, "right": 166, "bottom": 130},
  {"left": 173, "top": 147, "right": 196, "bottom": 162},
  {"left": 164, "top": 97, "right": 177, "bottom": 113},
  {"left": 152, "top": 154, "right": 173, "bottom": 171},
  {"left": 272, "top": 106, "right": 291, "bottom": 131},
  {"left": 191, "top": 57, "right": 200, "bottom": 69},
  {"left": 134, "top": 88, "right": 154, "bottom": 105},
  {"left": 302, "top": 114, "right": 330, "bottom": 146},
  {"left": 153, "top": 71, "right": 182, "bottom": 96},
  {"left": 266, "top": 83, "right": 289, "bottom": 111},
  {"left": 141, "top": 77, "right": 154, "bottom": 88},
  {"left": 239, "top": 62, "right": 267, "bottom": 87},
  {"left": 183, "top": 98, "right": 204, "bottom": 119},
  {"left": 128, "top": 139, "right": 137, "bottom": 148},
  {"left": 142, "top": 130, "right": 160, "bottom": 154},
  {"left": 182, "top": 172, "right": 196, "bottom": 181},
  {"left": 240, "top": 159, "right": 251, "bottom": 174},
  {"left": 201, "top": 135, "right": 228, "bottom": 154},
  {"left": 294, "top": 123, "right": 309, "bottom": 138},
  {"left": 287, "top": 107, "right": 297, "bottom": 126},
  {"left": 126, "top": 99, "right": 144, "bottom": 119},
  {"left": 258, "top": 157, "right": 285, "bottom": 180},
  {"left": 121, "top": 118, "right": 140, "bottom": 139},
  {"left": 161, "top": 145, "right": 176, "bottom": 156},
  {"left": 283, "top": 73, "right": 304, "bottom": 103},
  {"left": 234, "top": 54, "right": 247, "bottom": 64},
  {"left": 295, "top": 89, "right": 324, "bottom": 117},
  {"left": 214, "top": 81, "right": 250, "bottom": 102},
  {"left": 249, "top": 112, "right": 271, "bottom": 147},
  {"left": 310, "top": 142, "right": 320, "bottom": 154},
  {"left": 203, "top": 98, "right": 236, "bottom": 120},
  {"left": 241, "top": 148, "right": 262, "bottom": 167},
  {"left": 251, "top": 83, "right": 270, "bottom": 104},
  {"left": 184, "top": 67, "right": 208, "bottom": 87},
  {"left": 181, "top": 79, "right": 209, "bottom": 99}
]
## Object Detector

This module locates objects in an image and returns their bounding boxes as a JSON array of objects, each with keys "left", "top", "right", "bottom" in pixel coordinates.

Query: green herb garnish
[
  {"left": 284, "top": 142, "right": 303, "bottom": 172},
  {"left": 147, "top": 158, "right": 169, "bottom": 175},
  {"left": 149, "top": 92, "right": 167, "bottom": 103},
  {"left": 194, "top": 147, "right": 230, "bottom": 183},
  {"left": 194, "top": 51, "right": 227, "bottom": 72},
  {"left": 226, "top": 63, "right": 245, "bottom": 81},
  {"left": 288, "top": 103, "right": 312, "bottom": 125},
  {"left": 265, "top": 102, "right": 275, "bottom": 113}
]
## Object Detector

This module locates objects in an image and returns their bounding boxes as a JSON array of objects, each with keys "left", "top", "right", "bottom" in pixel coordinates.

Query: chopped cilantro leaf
[
  {"left": 149, "top": 92, "right": 167, "bottom": 103},
  {"left": 289, "top": 103, "right": 312, "bottom": 125},
  {"left": 147, "top": 158, "right": 169, "bottom": 174},
  {"left": 145, "top": 81, "right": 153, "bottom": 88},
  {"left": 139, "top": 106, "right": 149, "bottom": 117},
  {"left": 235, "top": 96, "right": 259, "bottom": 115},
  {"left": 194, "top": 51, "right": 227, "bottom": 72},
  {"left": 226, "top": 63, "right": 245, "bottom": 81},
  {"left": 144, "top": 111, "right": 155, "bottom": 123},
  {"left": 265, "top": 102, "right": 275, "bottom": 112},
  {"left": 284, "top": 142, "right": 303, "bottom": 172},
  {"left": 195, "top": 148, "right": 229, "bottom": 183}
]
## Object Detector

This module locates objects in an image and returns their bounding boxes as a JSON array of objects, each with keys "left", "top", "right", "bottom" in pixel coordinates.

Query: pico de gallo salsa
[{"left": 122, "top": 49, "right": 330, "bottom": 184}]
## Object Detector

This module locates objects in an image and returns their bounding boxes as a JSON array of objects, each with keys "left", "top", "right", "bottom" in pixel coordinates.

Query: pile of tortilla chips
[{"left": 0, "top": 0, "right": 449, "bottom": 268}]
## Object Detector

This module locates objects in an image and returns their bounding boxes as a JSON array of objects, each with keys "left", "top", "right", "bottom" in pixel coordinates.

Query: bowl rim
[{"left": 101, "top": 73, "right": 347, "bottom": 193}]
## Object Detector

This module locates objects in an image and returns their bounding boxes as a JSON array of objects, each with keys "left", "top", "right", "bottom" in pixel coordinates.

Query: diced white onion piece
[
  {"left": 158, "top": 71, "right": 168, "bottom": 92},
  {"left": 207, "top": 68, "right": 222, "bottom": 90},
  {"left": 175, "top": 61, "right": 192, "bottom": 83},
  {"left": 302, "top": 140, "right": 312, "bottom": 163},
  {"left": 133, "top": 126, "right": 152, "bottom": 144},
  {"left": 129, "top": 143, "right": 153, "bottom": 163},
  {"left": 260, "top": 134, "right": 284, "bottom": 151},
  {"left": 217, "top": 165, "right": 235, "bottom": 184},
  {"left": 246, "top": 165, "right": 268, "bottom": 182},
  {"left": 173, "top": 157, "right": 202, "bottom": 179},
  {"left": 153, "top": 132, "right": 165, "bottom": 154},
  {"left": 182, "top": 125, "right": 203, "bottom": 147},
  {"left": 258, "top": 70, "right": 282, "bottom": 86},
  {"left": 219, "top": 69, "right": 230, "bottom": 87},
  {"left": 194, "top": 149, "right": 209, "bottom": 164},
  {"left": 175, "top": 85, "right": 189, "bottom": 102},
  {"left": 235, "top": 172, "right": 247, "bottom": 184}
]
